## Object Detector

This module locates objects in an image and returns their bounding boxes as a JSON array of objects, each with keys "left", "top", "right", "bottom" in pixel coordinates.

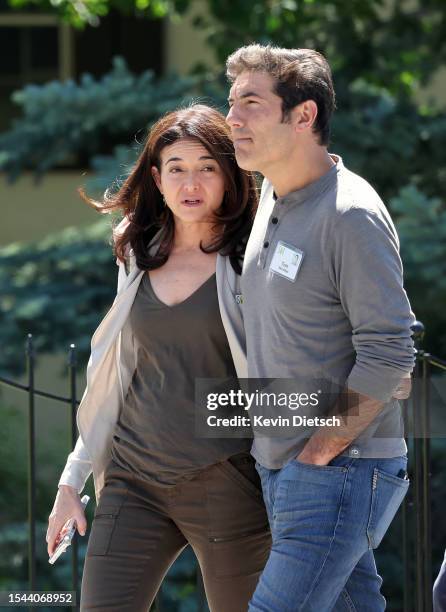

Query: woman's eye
[{"left": 202, "top": 166, "right": 216, "bottom": 172}]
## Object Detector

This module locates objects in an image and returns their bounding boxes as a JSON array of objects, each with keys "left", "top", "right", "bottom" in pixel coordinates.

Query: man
[{"left": 225, "top": 45, "right": 415, "bottom": 611}]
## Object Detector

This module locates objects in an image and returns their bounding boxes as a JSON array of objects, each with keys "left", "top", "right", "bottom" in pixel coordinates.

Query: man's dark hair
[{"left": 226, "top": 45, "right": 336, "bottom": 146}]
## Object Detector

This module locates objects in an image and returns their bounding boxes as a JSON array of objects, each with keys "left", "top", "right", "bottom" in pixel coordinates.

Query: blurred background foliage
[
  {"left": 0, "top": 58, "right": 203, "bottom": 180},
  {"left": 1, "top": 0, "right": 446, "bottom": 609},
  {"left": 0, "top": 220, "right": 113, "bottom": 374}
]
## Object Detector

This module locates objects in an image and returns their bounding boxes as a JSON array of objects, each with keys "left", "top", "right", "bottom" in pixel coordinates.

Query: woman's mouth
[{"left": 182, "top": 198, "right": 203, "bottom": 207}]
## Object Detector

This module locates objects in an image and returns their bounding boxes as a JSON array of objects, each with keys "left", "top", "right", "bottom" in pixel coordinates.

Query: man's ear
[
  {"left": 292, "top": 100, "right": 318, "bottom": 134},
  {"left": 151, "top": 166, "right": 162, "bottom": 192}
]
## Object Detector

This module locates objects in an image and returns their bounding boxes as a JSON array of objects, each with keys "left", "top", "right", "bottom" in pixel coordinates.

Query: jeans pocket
[
  {"left": 277, "top": 459, "right": 349, "bottom": 526},
  {"left": 366, "top": 467, "right": 409, "bottom": 549},
  {"left": 288, "top": 458, "right": 351, "bottom": 473}
]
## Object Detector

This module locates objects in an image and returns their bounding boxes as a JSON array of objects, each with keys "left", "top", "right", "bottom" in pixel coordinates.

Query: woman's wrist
[{"left": 58, "top": 484, "right": 79, "bottom": 496}]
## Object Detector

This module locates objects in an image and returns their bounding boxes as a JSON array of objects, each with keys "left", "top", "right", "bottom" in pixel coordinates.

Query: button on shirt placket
[{"left": 257, "top": 198, "right": 283, "bottom": 269}]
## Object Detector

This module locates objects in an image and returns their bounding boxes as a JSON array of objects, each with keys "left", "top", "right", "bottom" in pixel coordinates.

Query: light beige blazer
[{"left": 58, "top": 251, "right": 247, "bottom": 501}]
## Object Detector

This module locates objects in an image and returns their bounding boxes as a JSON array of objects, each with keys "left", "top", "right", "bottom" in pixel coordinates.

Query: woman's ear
[{"left": 151, "top": 166, "right": 162, "bottom": 193}]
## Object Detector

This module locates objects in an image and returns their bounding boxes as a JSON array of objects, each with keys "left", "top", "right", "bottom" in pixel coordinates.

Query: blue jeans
[{"left": 249, "top": 455, "right": 409, "bottom": 612}]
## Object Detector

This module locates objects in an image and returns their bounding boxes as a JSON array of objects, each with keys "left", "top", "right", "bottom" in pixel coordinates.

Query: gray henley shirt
[{"left": 242, "top": 155, "right": 416, "bottom": 469}]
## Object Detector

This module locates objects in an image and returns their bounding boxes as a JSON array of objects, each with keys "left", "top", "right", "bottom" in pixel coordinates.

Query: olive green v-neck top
[{"left": 110, "top": 272, "right": 250, "bottom": 486}]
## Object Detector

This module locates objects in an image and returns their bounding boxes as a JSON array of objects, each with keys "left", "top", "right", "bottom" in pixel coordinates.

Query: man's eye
[{"left": 169, "top": 167, "right": 182, "bottom": 173}]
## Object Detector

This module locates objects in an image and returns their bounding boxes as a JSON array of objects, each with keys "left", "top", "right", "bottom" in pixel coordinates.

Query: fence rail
[{"left": 1, "top": 323, "right": 445, "bottom": 611}]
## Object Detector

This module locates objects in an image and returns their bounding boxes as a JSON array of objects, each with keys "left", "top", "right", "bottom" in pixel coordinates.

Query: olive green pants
[{"left": 80, "top": 454, "right": 271, "bottom": 611}]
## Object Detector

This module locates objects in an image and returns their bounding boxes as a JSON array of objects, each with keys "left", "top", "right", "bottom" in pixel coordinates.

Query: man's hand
[
  {"left": 295, "top": 374, "right": 412, "bottom": 466},
  {"left": 296, "top": 446, "right": 333, "bottom": 466},
  {"left": 392, "top": 373, "right": 412, "bottom": 400},
  {"left": 295, "top": 388, "right": 383, "bottom": 466}
]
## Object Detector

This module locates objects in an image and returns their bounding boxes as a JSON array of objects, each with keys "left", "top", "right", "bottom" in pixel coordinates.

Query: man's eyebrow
[{"left": 227, "top": 91, "right": 263, "bottom": 103}]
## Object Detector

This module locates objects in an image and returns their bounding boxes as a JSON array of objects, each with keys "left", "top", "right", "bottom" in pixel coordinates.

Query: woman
[{"left": 46, "top": 104, "right": 271, "bottom": 611}]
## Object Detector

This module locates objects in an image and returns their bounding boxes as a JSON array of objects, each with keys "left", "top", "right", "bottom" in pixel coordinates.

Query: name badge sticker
[{"left": 269, "top": 241, "right": 304, "bottom": 282}]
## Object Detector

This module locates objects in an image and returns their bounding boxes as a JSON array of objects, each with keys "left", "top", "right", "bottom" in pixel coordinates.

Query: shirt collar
[{"left": 273, "top": 154, "right": 343, "bottom": 207}]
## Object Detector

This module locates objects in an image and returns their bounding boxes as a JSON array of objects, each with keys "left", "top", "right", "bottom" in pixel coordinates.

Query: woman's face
[{"left": 151, "top": 138, "right": 226, "bottom": 225}]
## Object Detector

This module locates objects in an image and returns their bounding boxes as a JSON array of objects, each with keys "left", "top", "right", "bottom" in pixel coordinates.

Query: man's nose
[{"left": 226, "top": 105, "right": 243, "bottom": 128}]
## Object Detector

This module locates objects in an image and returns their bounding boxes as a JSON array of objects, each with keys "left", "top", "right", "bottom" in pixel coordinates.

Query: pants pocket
[
  {"left": 367, "top": 467, "right": 409, "bottom": 549},
  {"left": 209, "top": 527, "right": 271, "bottom": 578},
  {"left": 87, "top": 486, "right": 129, "bottom": 556},
  {"left": 206, "top": 457, "right": 271, "bottom": 577},
  {"left": 218, "top": 454, "right": 264, "bottom": 505}
]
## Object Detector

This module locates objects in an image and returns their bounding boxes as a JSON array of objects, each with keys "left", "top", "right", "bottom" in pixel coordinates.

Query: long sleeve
[
  {"left": 57, "top": 257, "right": 128, "bottom": 492},
  {"left": 332, "top": 206, "right": 416, "bottom": 402},
  {"left": 58, "top": 435, "right": 92, "bottom": 493}
]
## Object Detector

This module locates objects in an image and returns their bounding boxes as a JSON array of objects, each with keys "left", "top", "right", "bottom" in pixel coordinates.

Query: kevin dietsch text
[{"left": 207, "top": 414, "right": 342, "bottom": 428}]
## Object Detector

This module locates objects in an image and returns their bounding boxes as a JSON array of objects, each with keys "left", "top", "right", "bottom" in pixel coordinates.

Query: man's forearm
[{"left": 297, "top": 388, "right": 384, "bottom": 465}]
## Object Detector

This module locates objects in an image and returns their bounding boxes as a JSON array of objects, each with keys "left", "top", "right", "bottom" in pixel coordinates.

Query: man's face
[{"left": 226, "top": 71, "right": 296, "bottom": 173}]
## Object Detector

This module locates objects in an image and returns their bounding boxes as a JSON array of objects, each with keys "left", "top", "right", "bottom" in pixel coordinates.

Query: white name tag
[{"left": 269, "top": 241, "right": 304, "bottom": 282}]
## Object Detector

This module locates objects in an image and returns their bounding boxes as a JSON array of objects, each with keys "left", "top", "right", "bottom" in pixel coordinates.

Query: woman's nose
[{"left": 183, "top": 173, "right": 200, "bottom": 190}]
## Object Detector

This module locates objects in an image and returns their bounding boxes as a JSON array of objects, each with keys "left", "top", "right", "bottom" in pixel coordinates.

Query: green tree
[
  {"left": 0, "top": 219, "right": 115, "bottom": 375},
  {"left": 0, "top": 57, "right": 205, "bottom": 180},
  {"left": 391, "top": 185, "right": 446, "bottom": 352},
  {"left": 7, "top": 0, "right": 446, "bottom": 96}
]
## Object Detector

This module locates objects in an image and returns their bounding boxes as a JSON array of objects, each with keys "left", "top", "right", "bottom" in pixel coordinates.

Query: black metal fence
[
  {"left": 0, "top": 322, "right": 445, "bottom": 611},
  {"left": 401, "top": 322, "right": 446, "bottom": 612}
]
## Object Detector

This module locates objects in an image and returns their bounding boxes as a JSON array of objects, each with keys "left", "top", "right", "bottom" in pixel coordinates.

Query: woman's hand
[{"left": 46, "top": 485, "right": 87, "bottom": 557}]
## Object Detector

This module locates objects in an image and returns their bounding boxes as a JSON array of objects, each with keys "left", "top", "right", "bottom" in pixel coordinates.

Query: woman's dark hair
[{"left": 81, "top": 104, "right": 258, "bottom": 274}]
